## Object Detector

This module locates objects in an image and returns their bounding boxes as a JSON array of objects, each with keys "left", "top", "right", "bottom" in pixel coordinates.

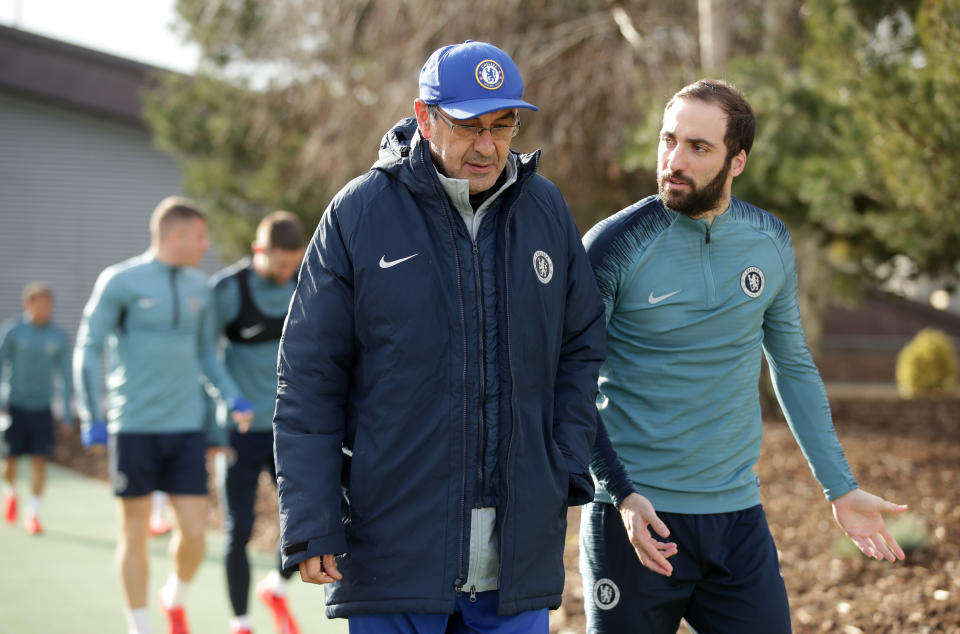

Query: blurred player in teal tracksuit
[{"left": 1, "top": 281, "right": 73, "bottom": 535}]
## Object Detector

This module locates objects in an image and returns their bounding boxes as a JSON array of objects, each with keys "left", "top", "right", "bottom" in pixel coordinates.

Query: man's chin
[
  {"left": 468, "top": 178, "right": 497, "bottom": 195},
  {"left": 661, "top": 197, "right": 704, "bottom": 218},
  {"left": 660, "top": 191, "right": 688, "bottom": 211}
]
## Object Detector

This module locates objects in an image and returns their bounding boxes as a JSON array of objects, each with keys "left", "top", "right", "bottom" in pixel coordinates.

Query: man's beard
[{"left": 657, "top": 159, "right": 731, "bottom": 218}]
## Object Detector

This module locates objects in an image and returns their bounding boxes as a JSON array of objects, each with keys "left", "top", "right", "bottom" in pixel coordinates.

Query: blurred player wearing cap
[
  {"left": 0, "top": 281, "right": 73, "bottom": 535},
  {"left": 272, "top": 40, "right": 606, "bottom": 632}
]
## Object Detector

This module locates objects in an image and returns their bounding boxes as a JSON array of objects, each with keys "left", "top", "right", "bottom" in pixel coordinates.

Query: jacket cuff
[
  {"left": 565, "top": 456, "right": 595, "bottom": 506},
  {"left": 281, "top": 532, "right": 349, "bottom": 571}
]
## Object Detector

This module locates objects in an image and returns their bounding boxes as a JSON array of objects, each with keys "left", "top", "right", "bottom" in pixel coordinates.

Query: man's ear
[
  {"left": 414, "top": 100, "right": 432, "bottom": 140},
  {"left": 731, "top": 149, "right": 747, "bottom": 178}
]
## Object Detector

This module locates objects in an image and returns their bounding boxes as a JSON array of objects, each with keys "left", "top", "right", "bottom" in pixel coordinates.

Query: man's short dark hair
[
  {"left": 150, "top": 196, "right": 205, "bottom": 240},
  {"left": 257, "top": 211, "right": 305, "bottom": 251},
  {"left": 667, "top": 79, "right": 755, "bottom": 160}
]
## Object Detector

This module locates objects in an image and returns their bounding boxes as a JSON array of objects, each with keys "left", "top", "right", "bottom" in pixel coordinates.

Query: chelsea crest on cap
[{"left": 419, "top": 40, "right": 539, "bottom": 120}]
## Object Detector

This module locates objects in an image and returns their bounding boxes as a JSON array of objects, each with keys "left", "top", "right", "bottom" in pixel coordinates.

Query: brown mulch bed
[
  {"left": 554, "top": 396, "right": 960, "bottom": 634},
  {"left": 55, "top": 396, "right": 960, "bottom": 633}
]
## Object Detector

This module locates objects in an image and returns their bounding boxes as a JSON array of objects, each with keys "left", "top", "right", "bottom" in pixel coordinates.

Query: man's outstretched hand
[{"left": 832, "top": 488, "right": 909, "bottom": 562}]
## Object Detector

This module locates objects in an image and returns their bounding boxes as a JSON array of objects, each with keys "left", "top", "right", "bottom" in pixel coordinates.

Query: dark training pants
[
  {"left": 222, "top": 430, "right": 294, "bottom": 617},
  {"left": 3, "top": 406, "right": 54, "bottom": 457},
  {"left": 110, "top": 431, "right": 207, "bottom": 497},
  {"left": 580, "top": 501, "right": 792, "bottom": 634}
]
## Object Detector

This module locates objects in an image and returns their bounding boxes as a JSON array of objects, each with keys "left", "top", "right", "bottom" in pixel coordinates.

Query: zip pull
[
  {"left": 469, "top": 586, "right": 478, "bottom": 602},
  {"left": 454, "top": 576, "right": 466, "bottom": 596},
  {"left": 705, "top": 227, "right": 711, "bottom": 244},
  {"left": 169, "top": 267, "right": 181, "bottom": 327}
]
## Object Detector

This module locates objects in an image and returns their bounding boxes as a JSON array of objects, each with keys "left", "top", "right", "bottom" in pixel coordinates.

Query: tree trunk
[
  {"left": 793, "top": 231, "right": 831, "bottom": 362},
  {"left": 698, "top": 0, "right": 730, "bottom": 72},
  {"left": 763, "top": 2, "right": 793, "bottom": 54}
]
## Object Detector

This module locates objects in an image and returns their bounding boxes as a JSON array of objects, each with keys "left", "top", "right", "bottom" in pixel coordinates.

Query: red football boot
[
  {"left": 257, "top": 582, "right": 300, "bottom": 634},
  {"left": 24, "top": 515, "right": 42, "bottom": 535},
  {"left": 149, "top": 516, "right": 172, "bottom": 537},
  {"left": 3, "top": 494, "right": 16, "bottom": 524},
  {"left": 158, "top": 593, "right": 191, "bottom": 634}
]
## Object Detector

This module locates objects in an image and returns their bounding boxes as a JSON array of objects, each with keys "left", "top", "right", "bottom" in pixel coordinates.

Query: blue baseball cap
[{"left": 419, "top": 40, "right": 538, "bottom": 119}]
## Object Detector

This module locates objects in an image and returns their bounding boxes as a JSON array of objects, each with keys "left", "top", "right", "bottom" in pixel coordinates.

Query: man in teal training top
[
  {"left": 74, "top": 196, "right": 253, "bottom": 634},
  {"left": 581, "top": 79, "right": 908, "bottom": 633},
  {"left": 208, "top": 211, "right": 305, "bottom": 634},
  {"left": 1, "top": 281, "right": 72, "bottom": 535}
]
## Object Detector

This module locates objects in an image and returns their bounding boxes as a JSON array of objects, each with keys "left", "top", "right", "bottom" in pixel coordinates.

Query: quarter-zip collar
[
  {"left": 143, "top": 252, "right": 182, "bottom": 327},
  {"left": 438, "top": 153, "right": 518, "bottom": 241},
  {"left": 663, "top": 199, "right": 733, "bottom": 244}
]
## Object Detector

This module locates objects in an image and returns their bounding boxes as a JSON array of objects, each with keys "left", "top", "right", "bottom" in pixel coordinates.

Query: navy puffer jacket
[{"left": 274, "top": 118, "right": 605, "bottom": 617}]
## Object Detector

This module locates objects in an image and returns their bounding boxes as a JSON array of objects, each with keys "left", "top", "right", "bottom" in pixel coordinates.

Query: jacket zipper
[
  {"left": 472, "top": 239, "right": 487, "bottom": 502},
  {"left": 169, "top": 268, "right": 180, "bottom": 327},
  {"left": 496, "top": 152, "right": 537, "bottom": 594},
  {"left": 423, "top": 146, "right": 470, "bottom": 595},
  {"left": 453, "top": 226, "right": 469, "bottom": 594}
]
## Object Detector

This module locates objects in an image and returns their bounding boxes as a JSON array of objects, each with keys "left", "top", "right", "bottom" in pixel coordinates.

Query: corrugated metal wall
[{"left": 0, "top": 90, "right": 221, "bottom": 349}]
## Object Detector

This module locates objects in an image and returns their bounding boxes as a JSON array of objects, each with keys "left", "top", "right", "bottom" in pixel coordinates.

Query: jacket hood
[{"left": 375, "top": 117, "right": 419, "bottom": 169}]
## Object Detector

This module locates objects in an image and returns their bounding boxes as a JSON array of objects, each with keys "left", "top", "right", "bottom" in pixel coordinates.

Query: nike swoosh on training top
[
  {"left": 379, "top": 253, "right": 419, "bottom": 269},
  {"left": 239, "top": 323, "right": 266, "bottom": 339},
  {"left": 138, "top": 297, "right": 158, "bottom": 309},
  {"left": 648, "top": 290, "right": 681, "bottom": 305}
]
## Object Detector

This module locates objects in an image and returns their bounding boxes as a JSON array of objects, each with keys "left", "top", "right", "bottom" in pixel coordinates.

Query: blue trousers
[
  {"left": 580, "top": 502, "right": 792, "bottom": 634},
  {"left": 347, "top": 591, "right": 548, "bottom": 634},
  {"left": 223, "top": 430, "right": 294, "bottom": 616}
]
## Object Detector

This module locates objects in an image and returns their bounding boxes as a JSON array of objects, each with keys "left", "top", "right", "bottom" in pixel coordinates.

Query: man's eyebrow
[
  {"left": 687, "top": 137, "right": 718, "bottom": 148},
  {"left": 660, "top": 130, "right": 719, "bottom": 149}
]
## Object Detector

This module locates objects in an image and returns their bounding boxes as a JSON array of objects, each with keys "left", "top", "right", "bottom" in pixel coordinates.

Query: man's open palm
[{"left": 832, "top": 488, "right": 908, "bottom": 562}]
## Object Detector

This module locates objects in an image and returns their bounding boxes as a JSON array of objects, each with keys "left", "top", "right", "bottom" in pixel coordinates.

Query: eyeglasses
[{"left": 433, "top": 109, "right": 521, "bottom": 140}]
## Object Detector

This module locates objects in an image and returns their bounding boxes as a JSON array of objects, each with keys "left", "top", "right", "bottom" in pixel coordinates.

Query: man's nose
[
  {"left": 665, "top": 147, "right": 685, "bottom": 172},
  {"left": 472, "top": 129, "right": 497, "bottom": 153}
]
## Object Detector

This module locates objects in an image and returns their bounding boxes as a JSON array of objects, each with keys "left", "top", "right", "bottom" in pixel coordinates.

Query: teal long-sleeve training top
[
  {"left": 583, "top": 195, "right": 857, "bottom": 514},
  {"left": 0, "top": 317, "right": 72, "bottom": 421},
  {"left": 73, "top": 252, "right": 241, "bottom": 434}
]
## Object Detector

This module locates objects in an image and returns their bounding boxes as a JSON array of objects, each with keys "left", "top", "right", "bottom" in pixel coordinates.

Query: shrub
[{"left": 895, "top": 328, "right": 958, "bottom": 399}]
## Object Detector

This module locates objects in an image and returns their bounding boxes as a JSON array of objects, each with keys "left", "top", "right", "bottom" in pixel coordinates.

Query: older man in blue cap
[{"left": 273, "top": 40, "right": 606, "bottom": 632}]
